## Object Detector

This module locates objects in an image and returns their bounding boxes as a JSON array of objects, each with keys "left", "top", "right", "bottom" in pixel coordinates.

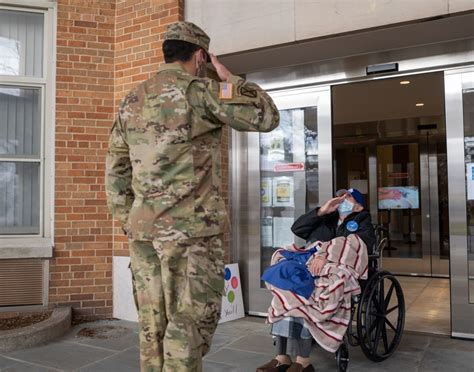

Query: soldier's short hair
[{"left": 163, "top": 40, "right": 202, "bottom": 63}]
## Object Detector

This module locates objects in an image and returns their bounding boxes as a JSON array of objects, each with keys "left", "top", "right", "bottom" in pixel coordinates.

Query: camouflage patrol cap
[{"left": 165, "top": 21, "right": 211, "bottom": 57}]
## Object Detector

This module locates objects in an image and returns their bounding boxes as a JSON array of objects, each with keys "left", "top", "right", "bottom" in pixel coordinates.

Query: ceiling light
[
  {"left": 400, "top": 80, "right": 410, "bottom": 85},
  {"left": 416, "top": 103, "right": 424, "bottom": 107}
]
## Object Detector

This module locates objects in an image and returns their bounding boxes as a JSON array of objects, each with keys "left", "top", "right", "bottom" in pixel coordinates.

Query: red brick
[
  {"left": 74, "top": 20, "right": 97, "bottom": 28},
  {"left": 57, "top": 287, "right": 82, "bottom": 295},
  {"left": 83, "top": 300, "right": 106, "bottom": 308},
  {"left": 70, "top": 294, "right": 93, "bottom": 301},
  {"left": 52, "top": 0, "right": 185, "bottom": 320},
  {"left": 71, "top": 279, "right": 95, "bottom": 286},
  {"left": 71, "top": 265, "right": 94, "bottom": 272},
  {"left": 56, "top": 258, "right": 81, "bottom": 265},
  {"left": 50, "top": 279, "right": 70, "bottom": 287}
]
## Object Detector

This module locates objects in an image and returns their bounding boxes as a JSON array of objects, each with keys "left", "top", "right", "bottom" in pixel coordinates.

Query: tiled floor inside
[{"left": 396, "top": 276, "right": 450, "bottom": 335}]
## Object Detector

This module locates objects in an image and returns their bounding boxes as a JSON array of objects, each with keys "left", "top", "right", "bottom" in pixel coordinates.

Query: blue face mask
[{"left": 338, "top": 199, "right": 354, "bottom": 216}]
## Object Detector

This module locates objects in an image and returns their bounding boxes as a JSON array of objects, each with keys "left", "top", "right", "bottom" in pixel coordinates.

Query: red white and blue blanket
[{"left": 265, "top": 234, "right": 368, "bottom": 353}]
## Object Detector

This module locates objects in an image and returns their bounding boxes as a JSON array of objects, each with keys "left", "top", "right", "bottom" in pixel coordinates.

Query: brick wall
[
  {"left": 51, "top": 0, "right": 230, "bottom": 319},
  {"left": 52, "top": 0, "right": 116, "bottom": 319},
  {"left": 112, "top": 0, "right": 183, "bottom": 257}
]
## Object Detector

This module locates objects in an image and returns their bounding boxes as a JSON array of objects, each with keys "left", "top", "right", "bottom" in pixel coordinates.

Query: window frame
[{"left": 0, "top": 1, "right": 55, "bottom": 258}]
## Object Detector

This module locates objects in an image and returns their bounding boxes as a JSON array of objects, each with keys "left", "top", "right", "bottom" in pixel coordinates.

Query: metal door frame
[
  {"left": 233, "top": 86, "right": 332, "bottom": 315},
  {"left": 445, "top": 66, "right": 474, "bottom": 339}
]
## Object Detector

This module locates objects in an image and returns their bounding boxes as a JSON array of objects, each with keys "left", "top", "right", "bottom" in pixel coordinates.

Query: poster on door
[
  {"left": 467, "top": 163, "right": 474, "bottom": 200},
  {"left": 219, "top": 263, "right": 245, "bottom": 323},
  {"left": 272, "top": 176, "right": 294, "bottom": 207}
]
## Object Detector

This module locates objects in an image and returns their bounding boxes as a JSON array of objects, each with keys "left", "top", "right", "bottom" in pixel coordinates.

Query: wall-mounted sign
[
  {"left": 378, "top": 186, "right": 419, "bottom": 209},
  {"left": 274, "top": 162, "right": 305, "bottom": 172}
]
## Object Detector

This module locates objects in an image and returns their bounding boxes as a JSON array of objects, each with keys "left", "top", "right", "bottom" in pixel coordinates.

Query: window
[{"left": 0, "top": 3, "right": 55, "bottom": 255}]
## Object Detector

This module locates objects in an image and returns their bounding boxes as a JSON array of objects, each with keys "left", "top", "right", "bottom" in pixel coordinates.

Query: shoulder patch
[
  {"left": 346, "top": 221, "right": 359, "bottom": 232},
  {"left": 239, "top": 86, "right": 257, "bottom": 98},
  {"left": 219, "top": 82, "right": 233, "bottom": 100}
]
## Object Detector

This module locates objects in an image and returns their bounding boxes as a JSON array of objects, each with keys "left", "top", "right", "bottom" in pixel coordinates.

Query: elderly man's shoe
[{"left": 256, "top": 358, "right": 291, "bottom": 372}]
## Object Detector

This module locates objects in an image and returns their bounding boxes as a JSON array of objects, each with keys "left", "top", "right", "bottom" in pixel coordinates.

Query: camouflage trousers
[{"left": 128, "top": 234, "right": 224, "bottom": 372}]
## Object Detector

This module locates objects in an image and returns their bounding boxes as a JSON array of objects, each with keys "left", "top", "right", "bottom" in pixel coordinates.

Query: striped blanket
[{"left": 265, "top": 234, "right": 368, "bottom": 353}]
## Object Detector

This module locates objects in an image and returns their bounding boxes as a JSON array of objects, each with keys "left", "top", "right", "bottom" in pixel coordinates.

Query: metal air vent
[{"left": 0, "top": 259, "right": 44, "bottom": 307}]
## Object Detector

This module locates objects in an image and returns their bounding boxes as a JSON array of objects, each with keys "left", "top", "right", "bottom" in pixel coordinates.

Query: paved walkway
[{"left": 0, "top": 317, "right": 473, "bottom": 371}]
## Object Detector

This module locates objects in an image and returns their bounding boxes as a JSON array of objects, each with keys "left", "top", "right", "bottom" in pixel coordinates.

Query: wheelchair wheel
[
  {"left": 356, "top": 271, "right": 405, "bottom": 362},
  {"left": 335, "top": 337, "right": 349, "bottom": 372}
]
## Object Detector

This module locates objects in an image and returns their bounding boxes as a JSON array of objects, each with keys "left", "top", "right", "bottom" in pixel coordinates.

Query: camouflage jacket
[{"left": 106, "top": 63, "right": 279, "bottom": 241}]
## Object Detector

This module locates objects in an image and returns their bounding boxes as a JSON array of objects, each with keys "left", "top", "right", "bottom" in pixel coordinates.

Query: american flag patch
[{"left": 219, "top": 82, "right": 233, "bottom": 99}]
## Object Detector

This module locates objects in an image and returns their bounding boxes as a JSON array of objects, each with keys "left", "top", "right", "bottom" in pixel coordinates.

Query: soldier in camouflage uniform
[{"left": 106, "top": 21, "right": 279, "bottom": 372}]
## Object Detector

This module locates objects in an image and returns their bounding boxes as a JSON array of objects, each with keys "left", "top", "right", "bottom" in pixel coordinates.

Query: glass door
[
  {"left": 332, "top": 72, "right": 448, "bottom": 277},
  {"left": 243, "top": 86, "right": 332, "bottom": 315},
  {"left": 445, "top": 67, "right": 474, "bottom": 338},
  {"left": 376, "top": 143, "right": 431, "bottom": 275},
  {"left": 375, "top": 139, "right": 449, "bottom": 276}
]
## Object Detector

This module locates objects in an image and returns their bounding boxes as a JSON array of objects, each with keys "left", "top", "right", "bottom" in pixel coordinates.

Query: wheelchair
[{"left": 334, "top": 225, "right": 405, "bottom": 371}]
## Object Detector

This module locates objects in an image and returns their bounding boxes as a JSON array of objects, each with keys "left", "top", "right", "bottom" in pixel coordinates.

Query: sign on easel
[{"left": 219, "top": 263, "right": 245, "bottom": 323}]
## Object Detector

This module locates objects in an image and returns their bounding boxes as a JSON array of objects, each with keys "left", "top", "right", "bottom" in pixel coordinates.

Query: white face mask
[{"left": 338, "top": 198, "right": 354, "bottom": 216}]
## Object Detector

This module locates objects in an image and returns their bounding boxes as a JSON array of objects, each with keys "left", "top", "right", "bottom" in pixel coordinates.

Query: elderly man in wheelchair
[{"left": 258, "top": 188, "right": 405, "bottom": 372}]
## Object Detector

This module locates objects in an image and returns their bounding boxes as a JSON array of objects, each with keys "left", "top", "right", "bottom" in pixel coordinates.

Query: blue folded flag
[{"left": 261, "top": 247, "right": 318, "bottom": 299}]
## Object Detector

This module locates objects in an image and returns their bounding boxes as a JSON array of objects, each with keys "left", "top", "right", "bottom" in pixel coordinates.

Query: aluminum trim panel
[
  {"left": 420, "top": 144, "right": 433, "bottom": 274},
  {"left": 247, "top": 39, "right": 474, "bottom": 91},
  {"left": 317, "top": 89, "right": 333, "bottom": 203},
  {"left": 445, "top": 70, "right": 474, "bottom": 337}
]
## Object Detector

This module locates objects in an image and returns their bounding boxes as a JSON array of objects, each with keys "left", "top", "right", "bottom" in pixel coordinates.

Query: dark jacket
[{"left": 291, "top": 208, "right": 376, "bottom": 253}]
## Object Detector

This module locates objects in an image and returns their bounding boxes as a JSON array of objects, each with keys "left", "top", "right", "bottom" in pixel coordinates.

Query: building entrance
[{"left": 332, "top": 72, "right": 449, "bottom": 276}]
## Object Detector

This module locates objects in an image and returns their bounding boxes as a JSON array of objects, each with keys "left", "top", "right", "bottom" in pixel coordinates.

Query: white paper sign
[
  {"left": 273, "top": 217, "right": 295, "bottom": 248},
  {"left": 467, "top": 163, "right": 474, "bottom": 200},
  {"left": 219, "top": 263, "right": 245, "bottom": 323},
  {"left": 261, "top": 217, "right": 273, "bottom": 247}
]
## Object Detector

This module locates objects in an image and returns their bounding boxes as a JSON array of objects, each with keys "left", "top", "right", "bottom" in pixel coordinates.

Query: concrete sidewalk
[{"left": 0, "top": 317, "right": 473, "bottom": 371}]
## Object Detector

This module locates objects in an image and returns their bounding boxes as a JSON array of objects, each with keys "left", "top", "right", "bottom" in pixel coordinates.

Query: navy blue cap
[{"left": 336, "top": 188, "right": 366, "bottom": 207}]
